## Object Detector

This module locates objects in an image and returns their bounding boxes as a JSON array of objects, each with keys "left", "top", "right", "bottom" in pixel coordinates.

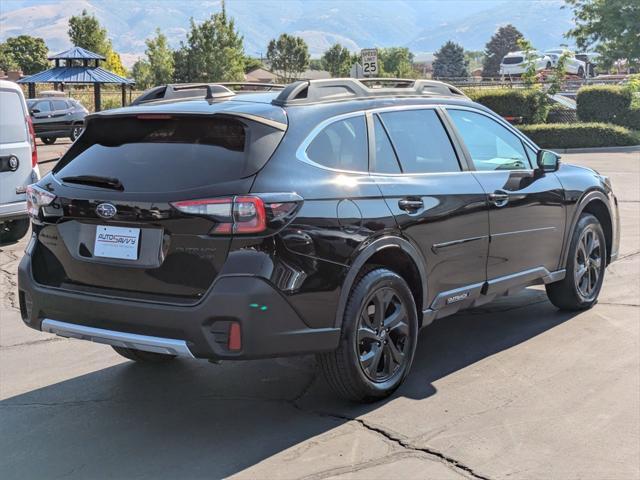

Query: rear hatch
[{"left": 30, "top": 108, "right": 287, "bottom": 303}]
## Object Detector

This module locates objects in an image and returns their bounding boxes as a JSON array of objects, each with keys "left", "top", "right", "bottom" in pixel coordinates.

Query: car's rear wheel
[
  {"left": 112, "top": 346, "right": 177, "bottom": 363},
  {"left": 41, "top": 137, "right": 57, "bottom": 145},
  {"left": 546, "top": 61, "right": 552, "bottom": 69},
  {"left": 0, "top": 218, "right": 30, "bottom": 244},
  {"left": 70, "top": 124, "right": 83, "bottom": 141},
  {"left": 318, "top": 268, "right": 418, "bottom": 402},
  {"left": 546, "top": 213, "right": 606, "bottom": 310},
  {"left": 578, "top": 66, "right": 585, "bottom": 78}
]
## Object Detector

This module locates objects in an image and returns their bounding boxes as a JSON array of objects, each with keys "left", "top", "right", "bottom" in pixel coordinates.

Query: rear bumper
[
  {"left": 0, "top": 200, "right": 27, "bottom": 221},
  {"left": 18, "top": 254, "right": 340, "bottom": 359}
]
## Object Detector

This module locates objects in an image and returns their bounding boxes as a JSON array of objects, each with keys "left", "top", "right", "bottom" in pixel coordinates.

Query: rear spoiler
[{"left": 85, "top": 110, "right": 287, "bottom": 132}]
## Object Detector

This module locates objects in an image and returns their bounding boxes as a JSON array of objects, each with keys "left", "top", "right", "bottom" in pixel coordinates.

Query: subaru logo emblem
[{"left": 96, "top": 203, "right": 117, "bottom": 218}]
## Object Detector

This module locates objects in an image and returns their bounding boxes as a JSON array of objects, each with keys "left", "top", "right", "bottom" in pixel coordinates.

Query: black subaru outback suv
[{"left": 19, "top": 79, "right": 619, "bottom": 402}]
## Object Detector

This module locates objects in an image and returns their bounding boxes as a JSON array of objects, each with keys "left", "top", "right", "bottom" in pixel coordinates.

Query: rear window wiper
[{"left": 61, "top": 175, "right": 124, "bottom": 191}]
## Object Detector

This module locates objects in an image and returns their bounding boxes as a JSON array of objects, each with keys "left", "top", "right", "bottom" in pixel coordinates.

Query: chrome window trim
[{"left": 296, "top": 104, "right": 469, "bottom": 176}]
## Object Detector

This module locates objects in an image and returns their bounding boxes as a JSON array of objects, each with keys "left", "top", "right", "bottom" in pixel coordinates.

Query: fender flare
[
  {"left": 333, "top": 236, "right": 428, "bottom": 329},
  {"left": 560, "top": 189, "right": 613, "bottom": 267}
]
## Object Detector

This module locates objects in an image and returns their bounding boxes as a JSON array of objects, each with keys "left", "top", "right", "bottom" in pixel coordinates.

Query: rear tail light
[
  {"left": 26, "top": 184, "right": 56, "bottom": 222},
  {"left": 26, "top": 115, "right": 38, "bottom": 167},
  {"left": 171, "top": 195, "right": 299, "bottom": 235}
]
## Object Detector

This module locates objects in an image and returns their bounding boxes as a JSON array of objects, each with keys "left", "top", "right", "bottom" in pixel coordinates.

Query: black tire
[
  {"left": 41, "top": 137, "right": 57, "bottom": 145},
  {"left": 546, "top": 62, "right": 552, "bottom": 69},
  {"left": 112, "top": 346, "right": 176, "bottom": 363},
  {"left": 546, "top": 213, "right": 606, "bottom": 310},
  {"left": 0, "top": 218, "right": 30, "bottom": 244},
  {"left": 577, "top": 66, "right": 585, "bottom": 78},
  {"left": 70, "top": 124, "right": 83, "bottom": 141},
  {"left": 317, "top": 268, "right": 419, "bottom": 402}
]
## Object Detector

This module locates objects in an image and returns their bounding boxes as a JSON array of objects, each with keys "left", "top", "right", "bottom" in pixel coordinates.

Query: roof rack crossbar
[
  {"left": 215, "top": 82, "right": 286, "bottom": 91},
  {"left": 271, "top": 78, "right": 467, "bottom": 106}
]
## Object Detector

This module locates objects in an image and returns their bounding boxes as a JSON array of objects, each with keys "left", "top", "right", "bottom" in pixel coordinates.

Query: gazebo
[{"left": 17, "top": 46, "right": 134, "bottom": 112}]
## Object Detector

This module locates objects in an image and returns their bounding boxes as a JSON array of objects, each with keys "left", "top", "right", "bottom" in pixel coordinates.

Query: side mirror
[
  {"left": 30, "top": 108, "right": 40, "bottom": 114},
  {"left": 536, "top": 149, "right": 560, "bottom": 172}
]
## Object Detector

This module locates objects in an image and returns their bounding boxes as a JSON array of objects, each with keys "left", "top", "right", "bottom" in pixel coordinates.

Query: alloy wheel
[
  {"left": 357, "top": 287, "right": 410, "bottom": 382},
  {"left": 574, "top": 226, "right": 602, "bottom": 301}
]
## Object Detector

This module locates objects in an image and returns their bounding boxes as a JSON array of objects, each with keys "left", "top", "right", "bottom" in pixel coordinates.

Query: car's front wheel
[
  {"left": 112, "top": 346, "right": 177, "bottom": 363},
  {"left": 546, "top": 213, "right": 606, "bottom": 310},
  {"left": 577, "top": 66, "right": 585, "bottom": 78},
  {"left": 318, "top": 268, "right": 419, "bottom": 402},
  {"left": 41, "top": 137, "right": 57, "bottom": 145}
]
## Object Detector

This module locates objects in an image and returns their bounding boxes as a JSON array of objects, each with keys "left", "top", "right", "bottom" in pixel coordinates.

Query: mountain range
[{"left": 0, "top": 0, "right": 576, "bottom": 67}]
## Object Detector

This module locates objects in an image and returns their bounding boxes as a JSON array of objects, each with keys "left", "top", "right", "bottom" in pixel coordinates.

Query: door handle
[
  {"left": 398, "top": 198, "right": 424, "bottom": 212},
  {"left": 488, "top": 191, "right": 509, "bottom": 207}
]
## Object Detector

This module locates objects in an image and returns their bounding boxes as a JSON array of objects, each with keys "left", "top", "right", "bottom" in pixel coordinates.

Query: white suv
[
  {"left": 499, "top": 51, "right": 552, "bottom": 77},
  {"left": 0, "top": 80, "right": 39, "bottom": 243},
  {"left": 544, "top": 49, "right": 587, "bottom": 77}
]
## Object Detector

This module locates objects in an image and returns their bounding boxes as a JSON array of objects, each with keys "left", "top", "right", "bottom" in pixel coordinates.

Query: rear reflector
[
  {"left": 228, "top": 322, "right": 242, "bottom": 351},
  {"left": 26, "top": 184, "right": 56, "bottom": 221}
]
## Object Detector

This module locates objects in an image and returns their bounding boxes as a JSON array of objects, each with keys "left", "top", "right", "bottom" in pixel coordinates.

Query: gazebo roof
[
  {"left": 48, "top": 46, "right": 106, "bottom": 61},
  {"left": 18, "top": 66, "right": 133, "bottom": 84}
]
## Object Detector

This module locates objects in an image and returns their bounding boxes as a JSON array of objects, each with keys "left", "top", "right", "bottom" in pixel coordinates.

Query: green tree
[
  {"left": 68, "top": 9, "right": 110, "bottom": 55},
  {"left": 68, "top": 9, "right": 127, "bottom": 76},
  {"left": 174, "top": 9, "right": 245, "bottom": 83},
  {"left": 482, "top": 24, "right": 524, "bottom": 78},
  {"left": 266, "top": 34, "right": 310, "bottom": 82},
  {"left": 321, "top": 43, "right": 352, "bottom": 77},
  {"left": 132, "top": 59, "right": 153, "bottom": 89},
  {"left": 464, "top": 50, "right": 485, "bottom": 72},
  {"left": 144, "top": 29, "right": 174, "bottom": 85},
  {"left": 378, "top": 47, "right": 414, "bottom": 78},
  {"left": 565, "top": 0, "right": 640, "bottom": 70},
  {"left": 432, "top": 41, "right": 469, "bottom": 78},
  {"left": 0, "top": 36, "right": 49, "bottom": 74},
  {"left": 308, "top": 58, "right": 324, "bottom": 70},
  {"left": 243, "top": 56, "right": 263, "bottom": 74},
  {"left": 547, "top": 51, "right": 570, "bottom": 96}
]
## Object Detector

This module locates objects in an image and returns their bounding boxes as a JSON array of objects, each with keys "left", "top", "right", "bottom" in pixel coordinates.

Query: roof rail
[
  {"left": 215, "top": 82, "right": 285, "bottom": 92},
  {"left": 171, "top": 84, "right": 235, "bottom": 100},
  {"left": 271, "top": 78, "right": 467, "bottom": 106}
]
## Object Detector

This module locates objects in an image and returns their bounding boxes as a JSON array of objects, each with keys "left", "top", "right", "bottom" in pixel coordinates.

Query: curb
[{"left": 553, "top": 145, "right": 640, "bottom": 154}]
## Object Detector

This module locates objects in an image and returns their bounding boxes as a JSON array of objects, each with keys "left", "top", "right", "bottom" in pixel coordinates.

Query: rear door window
[
  {"left": 52, "top": 100, "right": 69, "bottom": 110},
  {"left": 0, "top": 90, "right": 27, "bottom": 143},
  {"left": 54, "top": 115, "right": 284, "bottom": 193},
  {"left": 306, "top": 115, "right": 368, "bottom": 172},
  {"left": 379, "top": 109, "right": 460, "bottom": 173}
]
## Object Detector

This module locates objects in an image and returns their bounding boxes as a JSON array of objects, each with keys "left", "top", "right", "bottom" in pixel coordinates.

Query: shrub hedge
[
  {"left": 576, "top": 86, "right": 632, "bottom": 124},
  {"left": 518, "top": 122, "right": 638, "bottom": 149},
  {"left": 466, "top": 88, "right": 547, "bottom": 123},
  {"left": 616, "top": 108, "right": 640, "bottom": 130}
]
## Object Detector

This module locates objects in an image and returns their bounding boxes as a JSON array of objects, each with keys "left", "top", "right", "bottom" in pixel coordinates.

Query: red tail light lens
[
  {"left": 171, "top": 195, "right": 298, "bottom": 235},
  {"left": 26, "top": 115, "right": 38, "bottom": 167},
  {"left": 233, "top": 196, "right": 266, "bottom": 234}
]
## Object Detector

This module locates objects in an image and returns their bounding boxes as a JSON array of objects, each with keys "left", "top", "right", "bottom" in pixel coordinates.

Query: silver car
[
  {"left": 27, "top": 97, "right": 88, "bottom": 145},
  {"left": 0, "top": 80, "right": 40, "bottom": 243}
]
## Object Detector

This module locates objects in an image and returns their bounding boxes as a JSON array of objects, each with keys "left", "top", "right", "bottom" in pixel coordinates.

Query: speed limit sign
[{"left": 361, "top": 49, "right": 378, "bottom": 76}]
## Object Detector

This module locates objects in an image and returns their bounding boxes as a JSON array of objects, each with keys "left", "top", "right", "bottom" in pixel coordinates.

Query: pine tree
[
  {"left": 481, "top": 24, "right": 524, "bottom": 78},
  {"left": 432, "top": 41, "right": 468, "bottom": 79}
]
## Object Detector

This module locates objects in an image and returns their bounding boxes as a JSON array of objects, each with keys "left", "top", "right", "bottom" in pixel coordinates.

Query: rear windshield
[
  {"left": 502, "top": 56, "right": 523, "bottom": 65},
  {"left": 0, "top": 90, "right": 27, "bottom": 144},
  {"left": 54, "top": 115, "right": 284, "bottom": 193}
]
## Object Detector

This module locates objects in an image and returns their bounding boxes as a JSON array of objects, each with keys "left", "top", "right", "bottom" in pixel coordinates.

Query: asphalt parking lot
[{"left": 1, "top": 145, "right": 639, "bottom": 479}]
